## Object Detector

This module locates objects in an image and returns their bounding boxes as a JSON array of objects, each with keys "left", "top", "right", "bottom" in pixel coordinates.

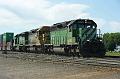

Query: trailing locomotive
[
  {"left": 0, "top": 19, "right": 106, "bottom": 57},
  {"left": 13, "top": 26, "right": 51, "bottom": 53}
]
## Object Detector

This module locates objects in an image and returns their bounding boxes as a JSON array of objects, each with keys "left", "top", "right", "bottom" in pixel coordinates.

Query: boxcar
[
  {"left": 2, "top": 32, "right": 14, "bottom": 50},
  {"left": 0, "top": 34, "right": 3, "bottom": 50}
]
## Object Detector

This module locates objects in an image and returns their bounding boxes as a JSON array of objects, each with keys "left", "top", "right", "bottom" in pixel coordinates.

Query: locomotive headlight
[
  {"left": 100, "top": 40, "right": 102, "bottom": 42},
  {"left": 87, "top": 40, "right": 90, "bottom": 41}
]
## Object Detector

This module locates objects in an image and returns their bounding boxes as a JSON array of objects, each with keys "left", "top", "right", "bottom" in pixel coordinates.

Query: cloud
[
  {"left": 0, "top": 0, "right": 51, "bottom": 19},
  {"left": 44, "top": 3, "right": 89, "bottom": 21},
  {"left": 0, "top": 7, "right": 41, "bottom": 34},
  {"left": 0, "top": 0, "right": 89, "bottom": 20},
  {"left": 0, "top": 0, "right": 119, "bottom": 34},
  {"left": 0, "top": 0, "right": 90, "bottom": 34}
]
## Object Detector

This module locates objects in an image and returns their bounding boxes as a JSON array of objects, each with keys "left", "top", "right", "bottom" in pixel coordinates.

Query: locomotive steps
[{"left": 0, "top": 51, "right": 120, "bottom": 68}]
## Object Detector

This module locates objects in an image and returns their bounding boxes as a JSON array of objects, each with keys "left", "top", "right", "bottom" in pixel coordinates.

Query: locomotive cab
[
  {"left": 68, "top": 20, "right": 97, "bottom": 43},
  {"left": 68, "top": 19, "right": 106, "bottom": 57}
]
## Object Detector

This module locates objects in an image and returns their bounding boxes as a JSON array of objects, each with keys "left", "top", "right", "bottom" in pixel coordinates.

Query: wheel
[
  {"left": 80, "top": 41, "right": 92, "bottom": 57},
  {"left": 64, "top": 47, "right": 71, "bottom": 56}
]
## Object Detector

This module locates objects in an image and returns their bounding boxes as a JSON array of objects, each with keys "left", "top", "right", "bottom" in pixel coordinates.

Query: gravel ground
[{"left": 0, "top": 51, "right": 120, "bottom": 79}]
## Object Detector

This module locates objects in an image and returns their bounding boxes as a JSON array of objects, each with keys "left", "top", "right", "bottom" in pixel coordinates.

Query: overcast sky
[{"left": 0, "top": 0, "right": 120, "bottom": 34}]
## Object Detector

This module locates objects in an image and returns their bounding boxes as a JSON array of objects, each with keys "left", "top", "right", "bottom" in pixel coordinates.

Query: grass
[{"left": 105, "top": 51, "right": 120, "bottom": 56}]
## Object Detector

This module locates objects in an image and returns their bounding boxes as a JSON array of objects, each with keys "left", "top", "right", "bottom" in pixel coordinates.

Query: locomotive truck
[{"left": 0, "top": 19, "right": 106, "bottom": 57}]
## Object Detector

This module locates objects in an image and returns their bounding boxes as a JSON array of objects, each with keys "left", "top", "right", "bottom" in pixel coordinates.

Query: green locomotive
[
  {"left": 13, "top": 32, "right": 29, "bottom": 51},
  {"left": 50, "top": 19, "right": 106, "bottom": 57}
]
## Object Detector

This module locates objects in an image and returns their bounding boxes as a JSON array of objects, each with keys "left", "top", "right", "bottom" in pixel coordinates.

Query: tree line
[{"left": 103, "top": 32, "right": 120, "bottom": 51}]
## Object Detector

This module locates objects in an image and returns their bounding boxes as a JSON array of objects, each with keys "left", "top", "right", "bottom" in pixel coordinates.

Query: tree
[{"left": 103, "top": 32, "right": 120, "bottom": 51}]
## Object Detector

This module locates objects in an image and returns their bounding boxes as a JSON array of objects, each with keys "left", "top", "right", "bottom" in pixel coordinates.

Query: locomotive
[{"left": 0, "top": 19, "right": 106, "bottom": 57}]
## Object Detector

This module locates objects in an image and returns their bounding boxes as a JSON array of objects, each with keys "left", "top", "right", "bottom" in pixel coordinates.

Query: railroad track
[
  {"left": 49, "top": 57, "right": 120, "bottom": 67},
  {"left": 0, "top": 51, "right": 120, "bottom": 68}
]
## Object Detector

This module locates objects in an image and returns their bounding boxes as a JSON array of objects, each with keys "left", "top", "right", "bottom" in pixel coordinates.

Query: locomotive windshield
[{"left": 70, "top": 20, "right": 97, "bottom": 30}]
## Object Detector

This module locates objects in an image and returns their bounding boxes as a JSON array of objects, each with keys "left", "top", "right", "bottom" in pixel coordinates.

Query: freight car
[
  {"left": 0, "top": 33, "right": 14, "bottom": 51},
  {"left": 0, "top": 34, "right": 3, "bottom": 50}
]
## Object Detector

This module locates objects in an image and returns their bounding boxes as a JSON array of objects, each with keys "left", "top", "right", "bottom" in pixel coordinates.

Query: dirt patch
[{"left": 0, "top": 51, "right": 120, "bottom": 79}]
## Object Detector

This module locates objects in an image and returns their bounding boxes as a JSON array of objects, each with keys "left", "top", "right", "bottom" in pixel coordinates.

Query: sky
[{"left": 0, "top": 0, "right": 120, "bottom": 34}]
